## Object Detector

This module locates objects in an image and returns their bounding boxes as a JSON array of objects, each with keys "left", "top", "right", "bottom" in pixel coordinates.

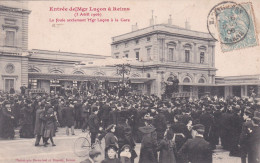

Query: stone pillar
[
  {"left": 21, "top": 57, "right": 28, "bottom": 87},
  {"left": 193, "top": 43, "right": 197, "bottom": 63},
  {"left": 177, "top": 41, "right": 182, "bottom": 62},
  {"left": 224, "top": 86, "right": 232, "bottom": 98},
  {"left": 212, "top": 45, "right": 215, "bottom": 67}
]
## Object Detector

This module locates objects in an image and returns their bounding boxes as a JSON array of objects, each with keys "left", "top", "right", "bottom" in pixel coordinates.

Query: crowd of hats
[{"left": 0, "top": 87, "right": 260, "bottom": 126}]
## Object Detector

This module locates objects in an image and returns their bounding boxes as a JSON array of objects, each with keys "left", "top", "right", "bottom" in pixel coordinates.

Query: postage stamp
[{"left": 207, "top": 1, "right": 258, "bottom": 52}]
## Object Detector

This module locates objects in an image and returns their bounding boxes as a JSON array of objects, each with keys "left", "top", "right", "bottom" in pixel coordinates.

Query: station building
[{"left": 0, "top": 1, "right": 259, "bottom": 99}]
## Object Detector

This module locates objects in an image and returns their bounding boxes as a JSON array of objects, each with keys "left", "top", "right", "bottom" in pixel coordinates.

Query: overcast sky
[{"left": 27, "top": 0, "right": 260, "bottom": 76}]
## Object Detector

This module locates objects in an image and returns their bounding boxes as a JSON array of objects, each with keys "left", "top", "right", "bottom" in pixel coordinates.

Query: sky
[{"left": 26, "top": 0, "right": 260, "bottom": 76}]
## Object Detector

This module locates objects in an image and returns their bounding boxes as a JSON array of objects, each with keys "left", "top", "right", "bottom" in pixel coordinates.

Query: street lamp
[{"left": 115, "top": 63, "right": 131, "bottom": 82}]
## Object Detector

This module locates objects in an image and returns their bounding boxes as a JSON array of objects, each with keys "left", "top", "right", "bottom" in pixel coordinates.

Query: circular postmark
[{"left": 207, "top": 1, "right": 250, "bottom": 44}]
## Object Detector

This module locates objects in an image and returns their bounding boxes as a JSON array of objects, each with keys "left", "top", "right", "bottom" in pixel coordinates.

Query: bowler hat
[
  {"left": 106, "top": 124, "right": 115, "bottom": 132},
  {"left": 192, "top": 124, "right": 205, "bottom": 133}
]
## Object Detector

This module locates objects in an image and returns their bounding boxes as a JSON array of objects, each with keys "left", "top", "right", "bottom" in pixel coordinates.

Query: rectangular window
[
  {"left": 185, "top": 50, "right": 190, "bottom": 62},
  {"left": 5, "top": 79, "right": 14, "bottom": 92},
  {"left": 125, "top": 54, "right": 128, "bottom": 58},
  {"left": 147, "top": 48, "right": 151, "bottom": 61},
  {"left": 5, "top": 31, "right": 15, "bottom": 47},
  {"left": 200, "top": 52, "right": 205, "bottom": 63},
  {"left": 29, "top": 79, "right": 37, "bottom": 89},
  {"left": 73, "top": 81, "right": 77, "bottom": 87},
  {"left": 147, "top": 37, "right": 151, "bottom": 41},
  {"left": 136, "top": 40, "right": 139, "bottom": 44},
  {"left": 168, "top": 48, "right": 174, "bottom": 62},
  {"left": 183, "top": 86, "right": 191, "bottom": 92},
  {"left": 136, "top": 52, "right": 139, "bottom": 60}
]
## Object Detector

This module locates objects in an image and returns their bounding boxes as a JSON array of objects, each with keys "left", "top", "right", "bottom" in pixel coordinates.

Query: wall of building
[{"left": 0, "top": 56, "right": 24, "bottom": 92}]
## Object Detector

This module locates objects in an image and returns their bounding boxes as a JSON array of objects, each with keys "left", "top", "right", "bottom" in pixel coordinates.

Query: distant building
[
  {"left": 0, "top": 2, "right": 259, "bottom": 99},
  {"left": 111, "top": 16, "right": 217, "bottom": 98}
]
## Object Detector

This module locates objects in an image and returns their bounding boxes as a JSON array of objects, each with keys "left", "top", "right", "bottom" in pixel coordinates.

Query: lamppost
[{"left": 115, "top": 63, "right": 131, "bottom": 82}]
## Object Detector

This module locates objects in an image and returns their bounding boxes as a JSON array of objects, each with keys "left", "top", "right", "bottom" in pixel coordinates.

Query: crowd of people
[{"left": 0, "top": 80, "right": 260, "bottom": 163}]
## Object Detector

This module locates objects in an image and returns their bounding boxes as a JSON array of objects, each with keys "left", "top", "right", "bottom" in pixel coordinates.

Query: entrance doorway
[
  {"left": 233, "top": 86, "right": 241, "bottom": 97},
  {"left": 5, "top": 79, "right": 14, "bottom": 92}
]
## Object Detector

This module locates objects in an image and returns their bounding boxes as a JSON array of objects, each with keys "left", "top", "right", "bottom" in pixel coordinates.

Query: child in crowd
[
  {"left": 101, "top": 145, "right": 121, "bottom": 163},
  {"left": 120, "top": 145, "right": 131, "bottom": 163}
]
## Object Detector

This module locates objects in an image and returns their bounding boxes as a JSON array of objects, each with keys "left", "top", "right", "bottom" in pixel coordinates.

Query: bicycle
[{"left": 73, "top": 130, "right": 103, "bottom": 157}]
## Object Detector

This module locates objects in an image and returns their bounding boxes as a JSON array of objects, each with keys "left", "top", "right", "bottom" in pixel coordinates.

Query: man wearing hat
[
  {"left": 239, "top": 110, "right": 260, "bottom": 163},
  {"left": 138, "top": 114, "right": 158, "bottom": 163},
  {"left": 178, "top": 124, "right": 212, "bottom": 163},
  {"left": 1, "top": 101, "right": 15, "bottom": 139}
]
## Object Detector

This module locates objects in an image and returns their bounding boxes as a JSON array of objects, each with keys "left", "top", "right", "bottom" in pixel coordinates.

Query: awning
[
  {"left": 28, "top": 72, "right": 155, "bottom": 84},
  {"left": 215, "top": 83, "right": 260, "bottom": 86},
  {"left": 179, "top": 83, "right": 217, "bottom": 86}
]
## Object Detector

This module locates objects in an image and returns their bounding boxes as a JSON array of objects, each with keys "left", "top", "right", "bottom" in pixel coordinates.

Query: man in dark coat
[
  {"left": 101, "top": 101, "right": 111, "bottom": 130},
  {"left": 138, "top": 115, "right": 158, "bottom": 163},
  {"left": 219, "top": 109, "right": 233, "bottom": 150},
  {"left": 1, "top": 101, "right": 15, "bottom": 139},
  {"left": 229, "top": 105, "right": 243, "bottom": 157},
  {"left": 34, "top": 102, "right": 45, "bottom": 146},
  {"left": 20, "top": 101, "right": 34, "bottom": 138},
  {"left": 240, "top": 108, "right": 254, "bottom": 163},
  {"left": 62, "top": 102, "right": 75, "bottom": 135},
  {"left": 152, "top": 109, "right": 167, "bottom": 141},
  {"left": 239, "top": 110, "right": 260, "bottom": 163},
  {"left": 109, "top": 105, "right": 118, "bottom": 125},
  {"left": 89, "top": 107, "right": 100, "bottom": 146},
  {"left": 178, "top": 124, "right": 212, "bottom": 163},
  {"left": 74, "top": 100, "right": 82, "bottom": 129},
  {"left": 199, "top": 108, "right": 215, "bottom": 148},
  {"left": 81, "top": 101, "right": 91, "bottom": 132}
]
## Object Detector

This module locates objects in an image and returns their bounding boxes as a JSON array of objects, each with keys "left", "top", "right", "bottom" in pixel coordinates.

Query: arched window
[
  {"left": 198, "top": 78, "right": 205, "bottom": 83},
  {"left": 183, "top": 77, "right": 191, "bottom": 83},
  {"left": 50, "top": 70, "right": 63, "bottom": 74},
  {"left": 73, "top": 71, "right": 84, "bottom": 75}
]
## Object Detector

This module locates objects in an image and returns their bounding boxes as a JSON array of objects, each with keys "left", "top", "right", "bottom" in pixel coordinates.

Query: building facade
[
  {"left": 0, "top": 1, "right": 30, "bottom": 92},
  {"left": 0, "top": 2, "right": 259, "bottom": 99},
  {"left": 111, "top": 19, "right": 217, "bottom": 98}
]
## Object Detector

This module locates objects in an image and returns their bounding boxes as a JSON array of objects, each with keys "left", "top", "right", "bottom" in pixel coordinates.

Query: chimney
[
  {"left": 185, "top": 19, "right": 190, "bottom": 30},
  {"left": 132, "top": 23, "right": 138, "bottom": 31},
  {"left": 150, "top": 10, "right": 154, "bottom": 26},
  {"left": 168, "top": 15, "right": 172, "bottom": 25}
]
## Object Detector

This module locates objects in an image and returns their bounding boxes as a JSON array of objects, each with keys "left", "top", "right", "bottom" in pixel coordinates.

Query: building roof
[
  {"left": 216, "top": 74, "right": 260, "bottom": 86},
  {"left": 29, "top": 49, "right": 109, "bottom": 62},
  {"left": 112, "top": 24, "right": 215, "bottom": 44},
  {"left": 0, "top": 1, "right": 31, "bottom": 14}
]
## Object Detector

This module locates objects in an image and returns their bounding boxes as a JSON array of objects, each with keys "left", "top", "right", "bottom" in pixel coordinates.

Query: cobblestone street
[{"left": 0, "top": 128, "right": 241, "bottom": 163}]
